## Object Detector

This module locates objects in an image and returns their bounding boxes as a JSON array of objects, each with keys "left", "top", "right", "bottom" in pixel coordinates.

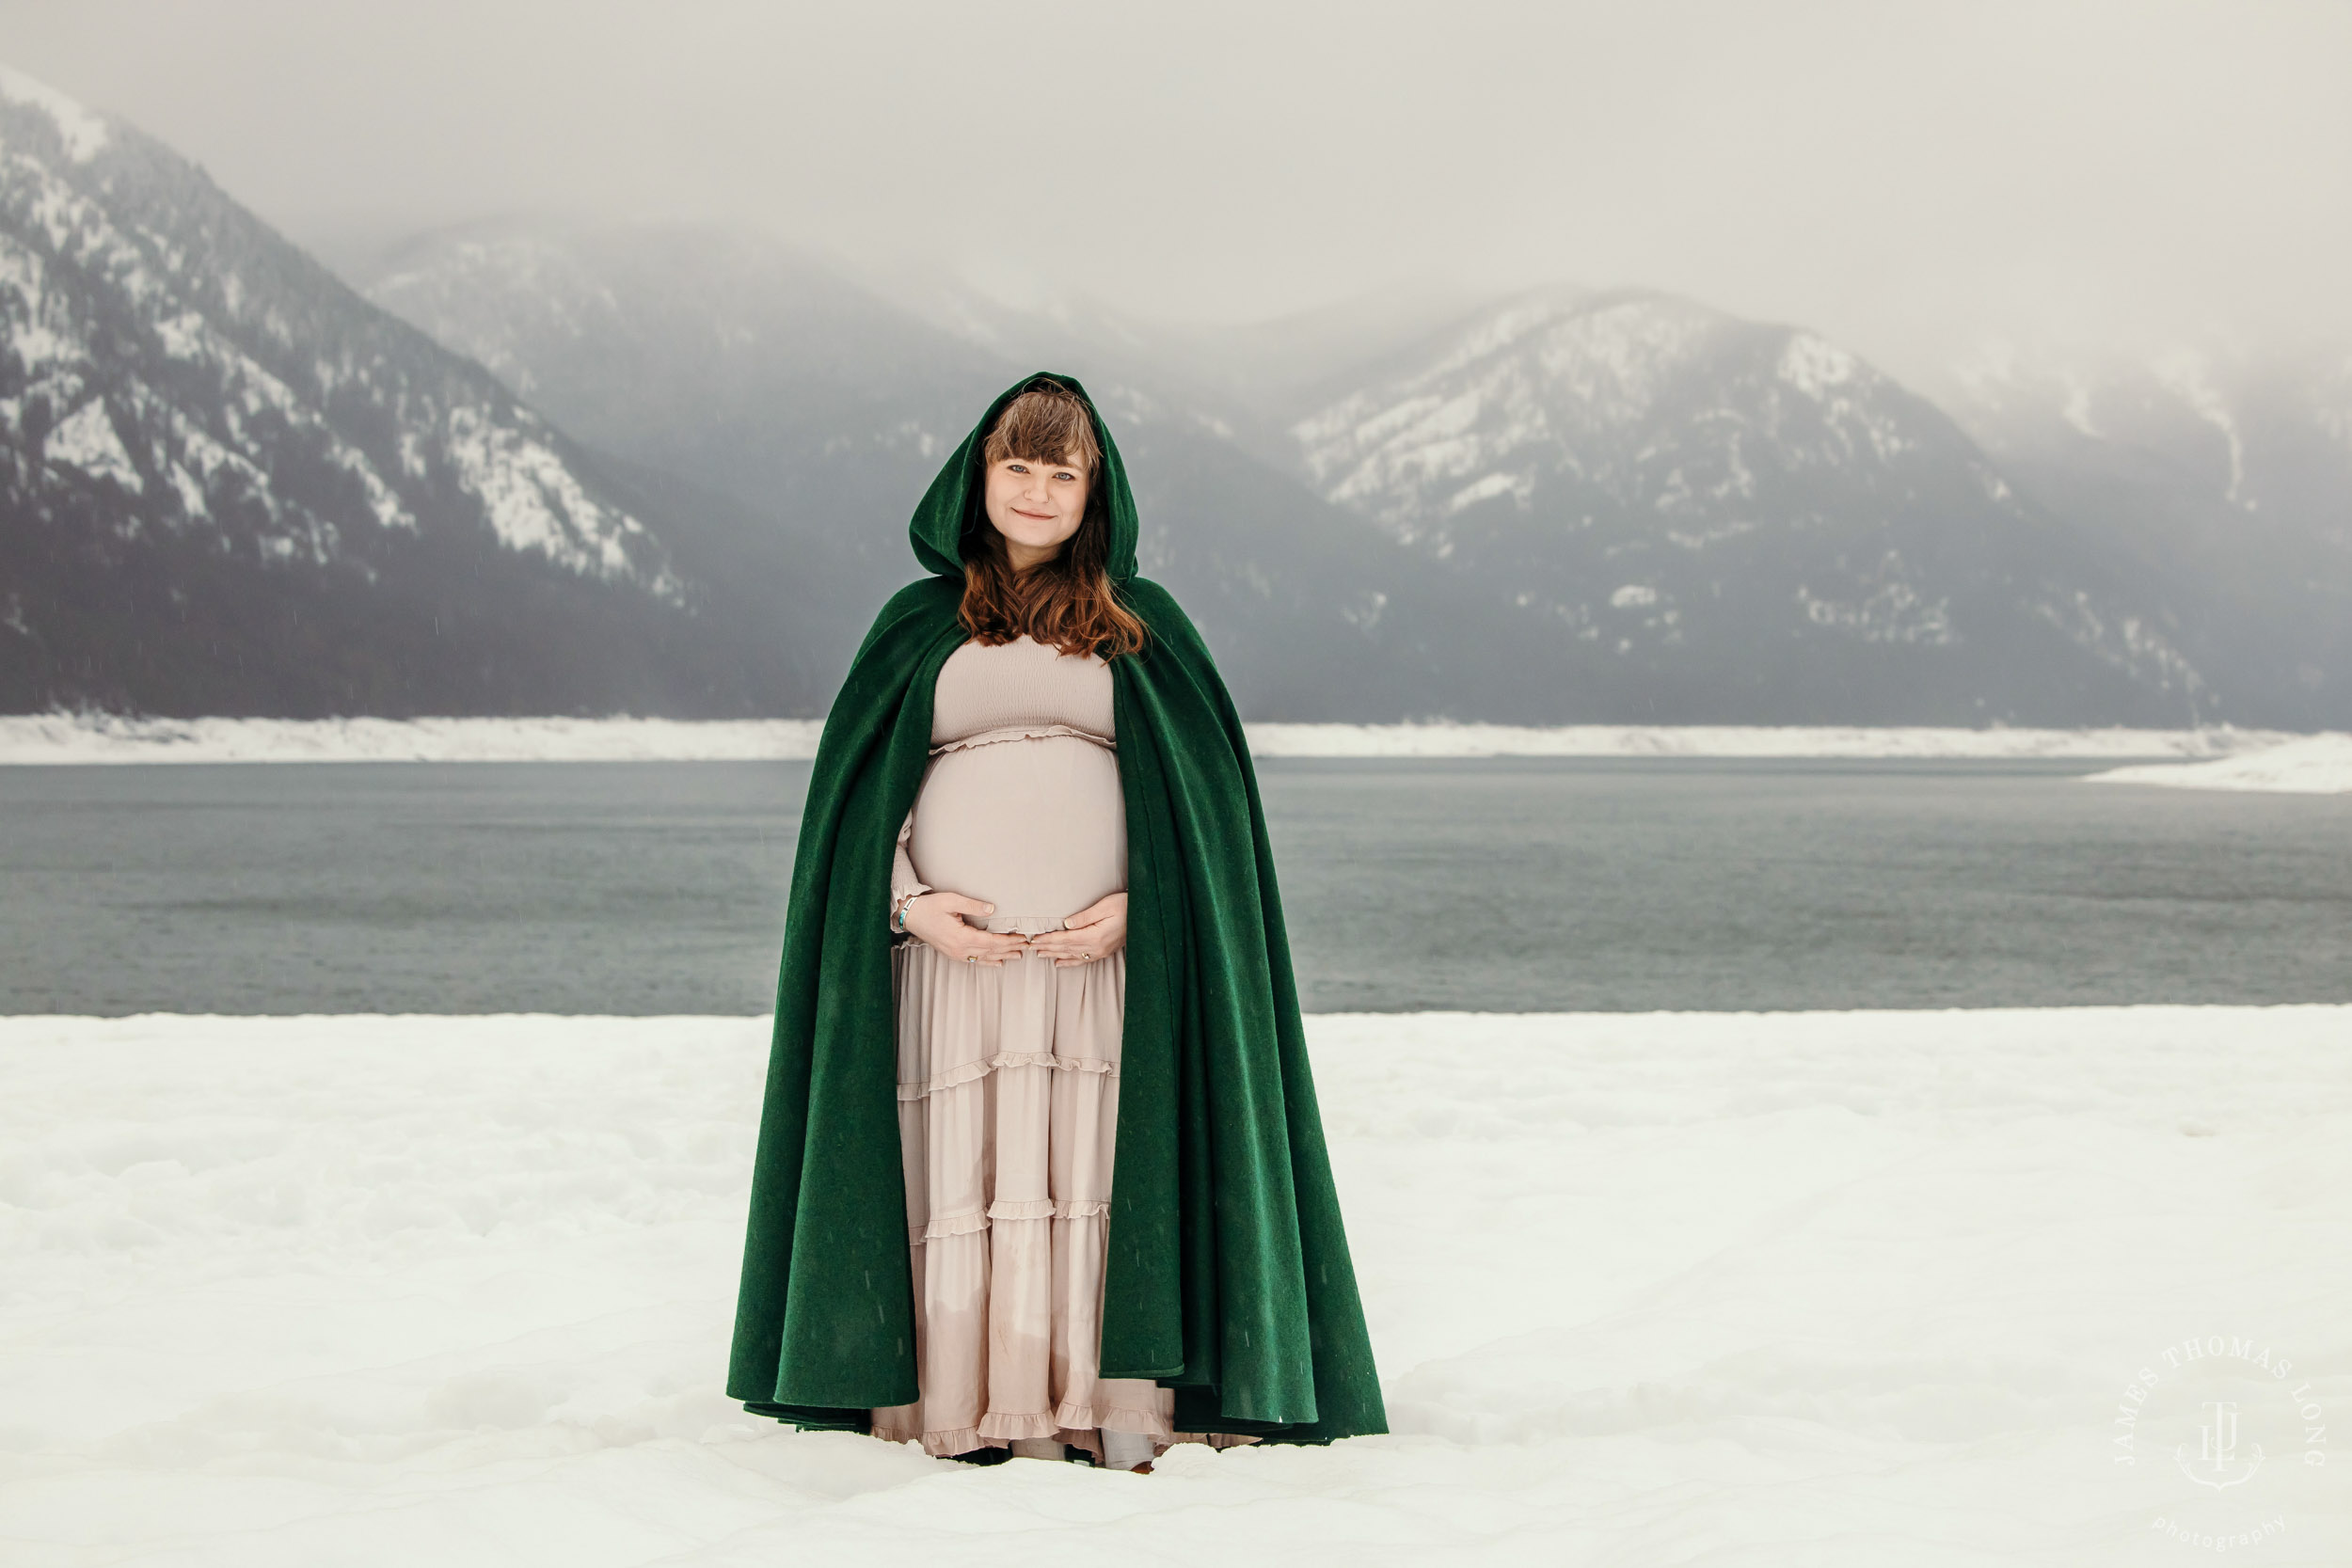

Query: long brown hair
[{"left": 960, "top": 384, "right": 1149, "bottom": 658}]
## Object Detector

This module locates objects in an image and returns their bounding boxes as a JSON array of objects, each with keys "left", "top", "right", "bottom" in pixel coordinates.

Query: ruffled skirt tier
[{"left": 871, "top": 921, "right": 1178, "bottom": 1457}]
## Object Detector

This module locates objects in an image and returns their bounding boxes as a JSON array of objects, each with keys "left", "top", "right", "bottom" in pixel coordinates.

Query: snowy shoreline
[
  {"left": 2081, "top": 731, "right": 2352, "bottom": 794},
  {"left": 4, "top": 1006, "right": 2346, "bottom": 1562},
  {"left": 0, "top": 710, "right": 2309, "bottom": 765}
]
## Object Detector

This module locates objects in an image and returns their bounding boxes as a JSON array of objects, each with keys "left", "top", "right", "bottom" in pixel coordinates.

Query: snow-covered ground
[
  {"left": 0, "top": 713, "right": 2298, "bottom": 765},
  {"left": 2086, "top": 733, "right": 2352, "bottom": 795},
  {"left": 4, "top": 1008, "right": 2345, "bottom": 1565}
]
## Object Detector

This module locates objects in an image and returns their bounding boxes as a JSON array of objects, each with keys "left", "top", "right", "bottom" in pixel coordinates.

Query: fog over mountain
[
  {"left": 8, "top": 2, "right": 2347, "bottom": 386},
  {"left": 6, "top": 61, "right": 2349, "bottom": 724},
  {"left": 1943, "top": 343, "right": 2352, "bottom": 729}
]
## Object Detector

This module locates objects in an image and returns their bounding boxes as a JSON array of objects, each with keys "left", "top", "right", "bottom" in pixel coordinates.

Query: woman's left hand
[{"left": 1025, "top": 892, "right": 1128, "bottom": 967}]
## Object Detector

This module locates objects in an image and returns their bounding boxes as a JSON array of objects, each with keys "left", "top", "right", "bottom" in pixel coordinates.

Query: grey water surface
[{"left": 1, "top": 758, "right": 2345, "bottom": 1015}]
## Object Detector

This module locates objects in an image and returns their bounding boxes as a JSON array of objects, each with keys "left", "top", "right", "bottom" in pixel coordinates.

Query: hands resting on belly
[{"left": 898, "top": 891, "right": 1128, "bottom": 968}]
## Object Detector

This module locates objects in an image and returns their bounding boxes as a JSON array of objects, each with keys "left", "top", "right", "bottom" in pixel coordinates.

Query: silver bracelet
[{"left": 893, "top": 890, "right": 925, "bottom": 931}]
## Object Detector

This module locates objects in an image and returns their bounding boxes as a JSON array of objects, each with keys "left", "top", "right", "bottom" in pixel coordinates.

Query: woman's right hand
[{"left": 899, "top": 892, "right": 1031, "bottom": 967}]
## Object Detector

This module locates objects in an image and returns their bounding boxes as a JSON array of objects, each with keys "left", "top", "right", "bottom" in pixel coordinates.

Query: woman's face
[{"left": 983, "top": 451, "right": 1089, "bottom": 571}]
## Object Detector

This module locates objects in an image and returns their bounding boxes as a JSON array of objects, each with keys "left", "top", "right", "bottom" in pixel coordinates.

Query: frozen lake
[{"left": 1, "top": 757, "right": 2347, "bottom": 1014}]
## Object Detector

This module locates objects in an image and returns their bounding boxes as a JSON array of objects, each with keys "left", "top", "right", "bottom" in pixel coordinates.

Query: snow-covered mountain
[
  {"left": 360, "top": 219, "right": 1011, "bottom": 659},
  {"left": 6, "top": 55, "right": 2328, "bottom": 724},
  {"left": 374, "top": 229, "right": 2258, "bottom": 724},
  {"left": 359, "top": 220, "right": 1544, "bottom": 721},
  {"left": 1289, "top": 288, "right": 2215, "bottom": 723},
  {"left": 1946, "top": 341, "right": 2352, "bottom": 727},
  {"left": 0, "top": 64, "right": 817, "bottom": 717}
]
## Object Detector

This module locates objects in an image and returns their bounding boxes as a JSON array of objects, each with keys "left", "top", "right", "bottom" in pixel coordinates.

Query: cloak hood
[
  {"left": 727, "top": 372, "right": 1385, "bottom": 1446},
  {"left": 907, "top": 372, "right": 1138, "bottom": 581}
]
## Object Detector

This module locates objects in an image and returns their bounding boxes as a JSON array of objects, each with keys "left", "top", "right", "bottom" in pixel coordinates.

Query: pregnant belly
[{"left": 907, "top": 735, "right": 1126, "bottom": 925}]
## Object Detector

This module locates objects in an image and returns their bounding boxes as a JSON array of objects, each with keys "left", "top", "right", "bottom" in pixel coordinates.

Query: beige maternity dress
[{"left": 870, "top": 633, "right": 1181, "bottom": 1461}]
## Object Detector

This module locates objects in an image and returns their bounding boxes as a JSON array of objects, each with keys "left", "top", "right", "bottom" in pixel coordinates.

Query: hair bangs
[{"left": 981, "top": 386, "right": 1103, "bottom": 474}]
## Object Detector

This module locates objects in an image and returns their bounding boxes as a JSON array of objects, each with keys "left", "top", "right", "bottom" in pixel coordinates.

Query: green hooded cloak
[{"left": 726, "top": 372, "right": 1386, "bottom": 1444}]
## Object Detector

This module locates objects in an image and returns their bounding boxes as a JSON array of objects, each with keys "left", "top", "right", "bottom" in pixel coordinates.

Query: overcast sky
[{"left": 3, "top": 0, "right": 2345, "bottom": 383}]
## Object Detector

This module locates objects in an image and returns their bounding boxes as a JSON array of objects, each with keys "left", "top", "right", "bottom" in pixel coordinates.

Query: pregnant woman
[{"left": 727, "top": 374, "right": 1385, "bottom": 1470}]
